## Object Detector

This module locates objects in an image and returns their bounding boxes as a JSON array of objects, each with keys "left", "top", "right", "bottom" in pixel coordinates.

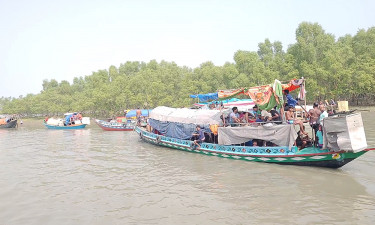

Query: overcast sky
[{"left": 1, "top": 0, "right": 374, "bottom": 97}]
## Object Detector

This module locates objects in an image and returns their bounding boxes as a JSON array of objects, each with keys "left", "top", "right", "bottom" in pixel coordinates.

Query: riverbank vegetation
[{"left": 1, "top": 22, "right": 375, "bottom": 117}]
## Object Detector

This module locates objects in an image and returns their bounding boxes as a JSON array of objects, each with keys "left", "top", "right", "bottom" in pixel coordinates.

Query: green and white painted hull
[{"left": 135, "top": 126, "right": 373, "bottom": 168}]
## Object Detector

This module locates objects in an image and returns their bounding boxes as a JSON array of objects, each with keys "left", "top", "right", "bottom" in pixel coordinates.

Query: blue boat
[{"left": 44, "top": 123, "right": 87, "bottom": 130}]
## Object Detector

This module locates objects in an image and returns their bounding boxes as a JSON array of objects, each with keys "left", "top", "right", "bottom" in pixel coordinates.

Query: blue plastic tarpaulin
[
  {"left": 148, "top": 119, "right": 210, "bottom": 140},
  {"left": 126, "top": 109, "right": 151, "bottom": 118},
  {"left": 65, "top": 114, "right": 73, "bottom": 124},
  {"left": 189, "top": 93, "right": 218, "bottom": 102}
]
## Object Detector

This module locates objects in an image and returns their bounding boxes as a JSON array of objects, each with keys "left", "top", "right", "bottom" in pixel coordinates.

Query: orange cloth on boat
[
  {"left": 210, "top": 124, "right": 219, "bottom": 135},
  {"left": 0, "top": 118, "right": 6, "bottom": 125},
  {"left": 282, "top": 79, "right": 302, "bottom": 92}
]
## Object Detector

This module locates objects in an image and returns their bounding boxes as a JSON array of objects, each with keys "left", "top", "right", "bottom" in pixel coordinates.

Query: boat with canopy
[
  {"left": 96, "top": 109, "right": 151, "bottom": 131},
  {"left": 44, "top": 113, "right": 90, "bottom": 130},
  {"left": 136, "top": 79, "right": 374, "bottom": 168},
  {"left": 0, "top": 117, "right": 18, "bottom": 128},
  {"left": 95, "top": 119, "right": 135, "bottom": 131}
]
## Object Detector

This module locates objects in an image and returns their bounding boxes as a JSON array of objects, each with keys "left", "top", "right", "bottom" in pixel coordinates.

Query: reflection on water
[{"left": 0, "top": 113, "right": 375, "bottom": 225}]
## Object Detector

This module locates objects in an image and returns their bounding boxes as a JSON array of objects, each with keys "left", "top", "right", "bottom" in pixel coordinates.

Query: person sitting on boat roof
[
  {"left": 261, "top": 109, "right": 272, "bottom": 122},
  {"left": 191, "top": 125, "right": 205, "bottom": 149},
  {"left": 252, "top": 105, "right": 263, "bottom": 123},
  {"left": 285, "top": 106, "right": 308, "bottom": 135},
  {"left": 229, "top": 107, "right": 241, "bottom": 126},
  {"left": 270, "top": 106, "right": 282, "bottom": 124},
  {"left": 244, "top": 108, "right": 255, "bottom": 123},
  {"left": 283, "top": 89, "right": 298, "bottom": 108}
]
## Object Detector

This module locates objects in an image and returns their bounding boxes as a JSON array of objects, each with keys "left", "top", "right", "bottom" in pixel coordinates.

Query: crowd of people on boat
[
  {"left": 189, "top": 91, "right": 337, "bottom": 150},
  {"left": 144, "top": 87, "right": 339, "bottom": 151}
]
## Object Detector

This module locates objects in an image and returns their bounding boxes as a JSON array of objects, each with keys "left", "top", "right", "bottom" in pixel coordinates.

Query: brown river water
[{"left": 1, "top": 111, "right": 375, "bottom": 225}]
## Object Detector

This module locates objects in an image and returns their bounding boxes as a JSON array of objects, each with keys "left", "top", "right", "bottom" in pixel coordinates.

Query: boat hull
[
  {"left": 135, "top": 126, "right": 372, "bottom": 168},
  {"left": 95, "top": 119, "right": 134, "bottom": 131},
  {"left": 44, "top": 123, "right": 86, "bottom": 130},
  {"left": 0, "top": 120, "right": 18, "bottom": 128}
]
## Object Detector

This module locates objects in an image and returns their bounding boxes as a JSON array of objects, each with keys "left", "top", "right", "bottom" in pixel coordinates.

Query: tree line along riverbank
[{"left": 1, "top": 22, "right": 375, "bottom": 117}]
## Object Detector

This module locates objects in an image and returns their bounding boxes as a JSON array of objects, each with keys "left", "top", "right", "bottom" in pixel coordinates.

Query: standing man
[
  {"left": 136, "top": 107, "right": 142, "bottom": 126},
  {"left": 319, "top": 105, "right": 328, "bottom": 126},
  {"left": 284, "top": 89, "right": 298, "bottom": 108},
  {"left": 308, "top": 103, "right": 321, "bottom": 145}
]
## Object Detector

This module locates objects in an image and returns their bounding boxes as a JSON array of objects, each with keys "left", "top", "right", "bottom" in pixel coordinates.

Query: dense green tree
[{"left": 1, "top": 22, "right": 375, "bottom": 116}]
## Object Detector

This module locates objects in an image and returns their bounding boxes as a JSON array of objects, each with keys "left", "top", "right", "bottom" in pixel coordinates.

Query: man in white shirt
[
  {"left": 319, "top": 105, "right": 328, "bottom": 126},
  {"left": 229, "top": 107, "right": 241, "bottom": 126}
]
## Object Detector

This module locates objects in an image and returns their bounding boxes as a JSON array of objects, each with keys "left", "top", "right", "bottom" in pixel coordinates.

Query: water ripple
[{"left": 1, "top": 116, "right": 375, "bottom": 224}]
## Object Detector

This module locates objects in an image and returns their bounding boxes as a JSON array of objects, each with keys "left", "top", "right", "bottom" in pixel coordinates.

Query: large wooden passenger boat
[
  {"left": 136, "top": 79, "right": 374, "bottom": 168},
  {"left": 136, "top": 126, "right": 373, "bottom": 168}
]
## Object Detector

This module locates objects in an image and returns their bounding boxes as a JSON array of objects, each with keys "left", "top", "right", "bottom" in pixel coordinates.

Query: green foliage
[{"left": 2, "top": 22, "right": 375, "bottom": 116}]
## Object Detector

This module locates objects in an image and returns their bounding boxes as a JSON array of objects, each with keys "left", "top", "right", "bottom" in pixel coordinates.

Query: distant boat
[
  {"left": 95, "top": 119, "right": 134, "bottom": 131},
  {"left": 0, "top": 119, "right": 18, "bottom": 128},
  {"left": 44, "top": 113, "right": 90, "bottom": 129}
]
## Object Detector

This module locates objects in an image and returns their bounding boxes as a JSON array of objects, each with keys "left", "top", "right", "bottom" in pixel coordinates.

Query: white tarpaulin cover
[
  {"left": 218, "top": 124, "right": 298, "bottom": 149},
  {"left": 323, "top": 113, "right": 367, "bottom": 152},
  {"left": 46, "top": 118, "right": 64, "bottom": 126},
  {"left": 149, "top": 106, "right": 228, "bottom": 125}
]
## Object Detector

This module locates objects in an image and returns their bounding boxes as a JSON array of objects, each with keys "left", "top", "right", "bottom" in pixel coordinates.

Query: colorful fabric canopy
[
  {"left": 218, "top": 88, "right": 246, "bottom": 100},
  {"left": 126, "top": 109, "right": 151, "bottom": 118},
  {"left": 190, "top": 78, "right": 303, "bottom": 111},
  {"left": 245, "top": 80, "right": 284, "bottom": 110}
]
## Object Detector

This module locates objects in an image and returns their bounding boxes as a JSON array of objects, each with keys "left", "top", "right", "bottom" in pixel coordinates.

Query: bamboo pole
[{"left": 304, "top": 79, "right": 307, "bottom": 119}]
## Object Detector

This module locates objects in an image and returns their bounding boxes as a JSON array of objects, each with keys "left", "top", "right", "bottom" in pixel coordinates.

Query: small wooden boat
[
  {"left": 0, "top": 119, "right": 18, "bottom": 128},
  {"left": 95, "top": 119, "right": 134, "bottom": 131},
  {"left": 44, "top": 122, "right": 86, "bottom": 130},
  {"left": 44, "top": 113, "right": 90, "bottom": 130}
]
